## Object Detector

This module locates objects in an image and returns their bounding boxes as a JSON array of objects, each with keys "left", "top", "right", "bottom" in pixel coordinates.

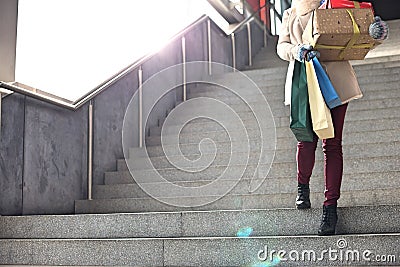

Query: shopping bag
[
  {"left": 289, "top": 61, "right": 314, "bottom": 142},
  {"left": 312, "top": 58, "right": 342, "bottom": 109},
  {"left": 284, "top": 60, "right": 295, "bottom": 106},
  {"left": 305, "top": 60, "right": 335, "bottom": 139}
]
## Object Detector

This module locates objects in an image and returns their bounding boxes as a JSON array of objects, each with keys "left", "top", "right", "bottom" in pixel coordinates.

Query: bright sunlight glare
[{"left": 16, "top": 0, "right": 228, "bottom": 101}]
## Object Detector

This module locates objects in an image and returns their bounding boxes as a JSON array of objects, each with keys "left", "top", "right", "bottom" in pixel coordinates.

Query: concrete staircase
[
  {"left": 74, "top": 59, "right": 400, "bottom": 214},
  {"left": 1, "top": 20, "right": 400, "bottom": 266}
]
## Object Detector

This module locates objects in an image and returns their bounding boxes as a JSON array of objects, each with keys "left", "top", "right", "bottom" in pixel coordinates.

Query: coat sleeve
[{"left": 277, "top": 9, "right": 300, "bottom": 62}]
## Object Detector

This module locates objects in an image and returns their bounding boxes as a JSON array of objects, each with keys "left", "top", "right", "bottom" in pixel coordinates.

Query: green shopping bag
[{"left": 289, "top": 60, "right": 314, "bottom": 142}]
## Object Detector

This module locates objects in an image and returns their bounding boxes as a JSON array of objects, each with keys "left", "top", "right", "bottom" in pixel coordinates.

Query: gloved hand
[
  {"left": 295, "top": 44, "right": 320, "bottom": 62},
  {"left": 369, "top": 16, "right": 389, "bottom": 41},
  {"left": 319, "top": 0, "right": 328, "bottom": 8}
]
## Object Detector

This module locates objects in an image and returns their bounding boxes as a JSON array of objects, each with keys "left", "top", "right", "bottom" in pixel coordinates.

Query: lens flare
[{"left": 236, "top": 227, "right": 253, "bottom": 237}]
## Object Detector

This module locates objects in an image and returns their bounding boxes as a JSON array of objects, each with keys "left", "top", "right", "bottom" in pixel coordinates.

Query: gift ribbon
[
  {"left": 339, "top": 9, "right": 360, "bottom": 59},
  {"left": 314, "top": 9, "right": 373, "bottom": 59}
]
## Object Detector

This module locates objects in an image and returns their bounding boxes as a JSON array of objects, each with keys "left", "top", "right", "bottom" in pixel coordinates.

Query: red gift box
[{"left": 321, "top": 0, "right": 373, "bottom": 10}]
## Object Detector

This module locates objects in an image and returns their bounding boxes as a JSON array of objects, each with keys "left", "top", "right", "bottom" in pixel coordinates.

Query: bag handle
[{"left": 311, "top": 10, "right": 318, "bottom": 37}]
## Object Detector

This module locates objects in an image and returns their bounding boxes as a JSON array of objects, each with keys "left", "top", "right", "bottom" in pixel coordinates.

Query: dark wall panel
[
  {"left": 22, "top": 99, "right": 87, "bottom": 215},
  {"left": 234, "top": 27, "right": 250, "bottom": 70},
  {"left": 211, "top": 24, "right": 233, "bottom": 70},
  {"left": 185, "top": 21, "right": 208, "bottom": 63},
  {"left": 251, "top": 22, "right": 264, "bottom": 59},
  {"left": 0, "top": 94, "right": 24, "bottom": 215}
]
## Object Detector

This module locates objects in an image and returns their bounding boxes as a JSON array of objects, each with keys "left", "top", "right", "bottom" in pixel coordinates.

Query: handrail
[
  {"left": 0, "top": 0, "right": 283, "bottom": 111},
  {"left": 227, "top": 5, "right": 265, "bottom": 34},
  {"left": 0, "top": 81, "right": 76, "bottom": 109}
]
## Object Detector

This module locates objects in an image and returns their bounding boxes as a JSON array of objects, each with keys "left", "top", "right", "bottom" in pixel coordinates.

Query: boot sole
[
  {"left": 295, "top": 203, "right": 311, "bottom": 209},
  {"left": 318, "top": 231, "right": 336, "bottom": 236}
]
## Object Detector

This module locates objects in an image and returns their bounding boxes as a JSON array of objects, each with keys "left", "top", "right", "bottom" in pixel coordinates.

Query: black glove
[
  {"left": 295, "top": 44, "right": 320, "bottom": 62},
  {"left": 369, "top": 16, "right": 389, "bottom": 41}
]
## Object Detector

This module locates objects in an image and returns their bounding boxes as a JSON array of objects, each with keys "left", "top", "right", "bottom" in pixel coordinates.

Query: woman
[{"left": 276, "top": 0, "right": 388, "bottom": 235}]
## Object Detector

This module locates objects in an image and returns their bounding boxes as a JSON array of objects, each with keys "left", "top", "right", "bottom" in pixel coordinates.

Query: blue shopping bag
[{"left": 312, "top": 57, "right": 342, "bottom": 109}]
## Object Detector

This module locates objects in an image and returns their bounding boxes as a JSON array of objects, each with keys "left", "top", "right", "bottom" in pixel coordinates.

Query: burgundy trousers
[{"left": 296, "top": 103, "right": 348, "bottom": 206}]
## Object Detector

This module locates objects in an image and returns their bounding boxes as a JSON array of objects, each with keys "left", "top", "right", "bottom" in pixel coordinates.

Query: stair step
[
  {"left": 187, "top": 86, "right": 285, "bottom": 99},
  {"left": 186, "top": 80, "right": 399, "bottom": 101},
  {"left": 189, "top": 74, "right": 400, "bottom": 96},
  {"left": 367, "top": 49, "right": 400, "bottom": 59},
  {"left": 76, "top": 187, "right": 400, "bottom": 213},
  {"left": 162, "top": 234, "right": 400, "bottom": 267},
  {"left": 0, "top": 239, "right": 162, "bottom": 266},
  {"left": 207, "top": 87, "right": 399, "bottom": 106},
  {"left": 351, "top": 55, "right": 400, "bottom": 66},
  {"left": 145, "top": 118, "right": 400, "bottom": 149},
  {"left": 354, "top": 64, "right": 400, "bottom": 77},
  {"left": 95, "top": 171, "right": 400, "bottom": 199},
  {"left": 149, "top": 113, "right": 400, "bottom": 139},
  {"left": 108, "top": 155, "right": 399, "bottom": 184},
  {"left": 249, "top": 55, "right": 400, "bottom": 74},
  {"left": 355, "top": 73, "right": 400, "bottom": 85},
  {"left": 189, "top": 81, "right": 400, "bottom": 100},
  {"left": 186, "top": 88, "right": 400, "bottom": 109},
  {"left": 365, "top": 41, "right": 400, "bottom": 58},
  {"left": 144, "top": 128, "right": 400, "bottom": 147},
  {"left": 122, "top": 141, "right": 399, "bottom": 172},
  {"left": 184, "top": 88, "right": 399, "bottom": 111},
  {"left": 131, "top": 134, "right": 400, "bottom": 159},
  {"left": 179, "top": 205, "right": 400, "bottom": 237},
  {"left": 155, "top": 107, "right": 400, "bottom": 135},
  {"left": 1, "top": 233, "right": 400, "bottom": 266},
  {"left": 0, "top": 212, "right": 181, "bottom": 239},
  {"left": 0, "top": 266, "right": 92, "bottom": 267},
  {"left": 349, "top": 97, "right": 400, "bottom": 110},
  {"left": 213, "top": 65, "right": 400, "bottom": 87},
  {"left": 1, "top": 205, "right": 399, "bottom": 238},
  {"left": 201, "top": 70, "right": 400, "bottom": 97},
  {"left": 241, "top": 61, "right": 400, "bottom": 81}
]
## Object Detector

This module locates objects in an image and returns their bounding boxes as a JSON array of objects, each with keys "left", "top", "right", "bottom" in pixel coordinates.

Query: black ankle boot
[
  {"left": 318, "top": 204, "right": 338, "bottom": 236},
  {"left": 295, "top": 183, "right": 311, "bottom": 209}
]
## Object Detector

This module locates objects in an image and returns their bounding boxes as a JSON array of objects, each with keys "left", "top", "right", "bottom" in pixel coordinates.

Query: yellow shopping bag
[{"left": 305, "top": 60, "right": 335, "bottom": 139}]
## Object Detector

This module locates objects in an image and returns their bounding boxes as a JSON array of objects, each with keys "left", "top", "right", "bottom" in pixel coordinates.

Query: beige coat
[{"left": 277, "top": 0, "right": 363, "bottom": 105}]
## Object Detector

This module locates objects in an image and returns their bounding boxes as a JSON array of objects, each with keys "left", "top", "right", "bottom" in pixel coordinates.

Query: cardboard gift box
[{"left": 302, "top": 8, "right": 381, "bottom": 61}]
